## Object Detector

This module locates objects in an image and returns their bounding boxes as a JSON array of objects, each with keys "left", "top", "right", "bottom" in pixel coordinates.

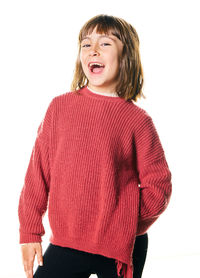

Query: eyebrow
[{"left": 81, "top": 35, "right": 117, "bottom": 42}]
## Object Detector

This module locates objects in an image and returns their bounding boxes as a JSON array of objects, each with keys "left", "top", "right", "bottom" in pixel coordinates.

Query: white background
[{"left": 0, "top": 0, "right": 200, "bottom": 277}]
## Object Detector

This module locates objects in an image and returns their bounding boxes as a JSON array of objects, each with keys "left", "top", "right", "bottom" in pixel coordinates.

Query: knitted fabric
[{"left": 18, "top": 86, "right": 172, "bottom": 278}]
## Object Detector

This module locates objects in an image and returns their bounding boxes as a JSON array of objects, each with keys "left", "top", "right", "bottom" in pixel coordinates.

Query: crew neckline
[
  {"left": 79, "top": 86, "right": 125, "bottom": 102},
  {"left": 87, "top": 86, "right": 119, "bottom": 97}
]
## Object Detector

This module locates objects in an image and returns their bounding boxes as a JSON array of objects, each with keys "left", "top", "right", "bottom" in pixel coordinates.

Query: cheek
[
  {"left": 79, "top": 56, "right": 86, "bottom": 71},
  {"left": 81, "top": 64, "right": 88, "bottom": 75},
  {"left": 80, "top": 60, "right": 88, "bottom": 77},
  {"left": 79, "top": 56, "right": 83, "bottom": 68},
  {"left": 107, "top": 51, "right": 120, "bottom": 67},
  {"left": 108, "top": 57, "right": 120, "bottom": 75},
  {"left": 79, "top": 52, "right": 85, "bottom": 66}
]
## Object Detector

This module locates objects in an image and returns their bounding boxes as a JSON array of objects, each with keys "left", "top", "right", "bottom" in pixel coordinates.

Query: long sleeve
[
  {"left": 18, "top": 99, "right": 54, "bottom": 244},
  {"left": 134, "top": 114, "right": 172, "bottom": 235},
  {"left": 16, "top": 87, "right": 173, "bottom": 278}
]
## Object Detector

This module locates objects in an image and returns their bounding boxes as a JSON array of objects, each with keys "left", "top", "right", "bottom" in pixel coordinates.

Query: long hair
[{"left": 71, "top": 14, "right": 145, "bottom": 102}]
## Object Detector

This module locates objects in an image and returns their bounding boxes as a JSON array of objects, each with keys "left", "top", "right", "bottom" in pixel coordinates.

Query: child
[{"left": 18, "top": 14, "right": 172, "bottom": 278}]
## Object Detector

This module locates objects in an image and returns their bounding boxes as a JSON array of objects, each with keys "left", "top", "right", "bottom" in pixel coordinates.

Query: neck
[{"left": 87, "top": 86, "right": 119, "bottom": 97}]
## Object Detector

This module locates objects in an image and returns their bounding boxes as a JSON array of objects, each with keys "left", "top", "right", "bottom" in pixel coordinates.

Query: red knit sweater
[{"left": 18, "top": 86, "right": 172, "bottom": 278}]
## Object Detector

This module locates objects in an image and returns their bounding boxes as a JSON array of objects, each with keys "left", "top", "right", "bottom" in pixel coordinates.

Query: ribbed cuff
[
  {"left": 136, "top": 217, "right": 158, "bottom": 236},
  {"left": 19, "top": 233, "right": 42, "bottom": 244}
]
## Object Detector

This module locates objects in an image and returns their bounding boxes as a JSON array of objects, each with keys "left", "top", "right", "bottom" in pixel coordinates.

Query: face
[{"left": 80, "top": 27, "right": 123, "bottom": 93}]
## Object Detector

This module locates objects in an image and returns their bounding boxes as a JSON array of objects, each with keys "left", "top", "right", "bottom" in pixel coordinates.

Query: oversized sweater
[{"left": 18, "top": 85, "right": 172, "bottom": 278}]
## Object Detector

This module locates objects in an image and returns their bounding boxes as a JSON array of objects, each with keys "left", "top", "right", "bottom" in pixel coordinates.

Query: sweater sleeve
[
  {"left": 18, "top": 99, "right": 54, "bottom": 244},
  {"left": 134, "top": 113, "right": 172, "bottom": 236}
]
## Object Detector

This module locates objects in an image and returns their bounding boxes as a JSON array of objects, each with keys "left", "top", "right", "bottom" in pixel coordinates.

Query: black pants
[{"left": 34, "top": 233, "right": 148, "bottom": 278}]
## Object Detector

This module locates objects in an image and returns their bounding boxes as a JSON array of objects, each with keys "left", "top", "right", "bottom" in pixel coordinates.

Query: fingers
[
  {"left": 23, "top": 258, "right": 34, "bottom": 278},
  {"left": 24, "top": 267, "right": 33, "bottom": 278},
  {"left": 36, "top": 243, "right": 43, "bottom": 266},
  {"left": 21, "top": 242, "right": 42, "bottom": 278}
]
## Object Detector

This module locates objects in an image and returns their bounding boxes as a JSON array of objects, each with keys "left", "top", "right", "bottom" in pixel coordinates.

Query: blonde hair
[{"left": 71, "top": 14, "right": 145, "bottom": 102}]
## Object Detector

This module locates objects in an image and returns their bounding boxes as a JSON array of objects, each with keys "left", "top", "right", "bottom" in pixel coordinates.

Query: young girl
[{"left": 18, "top": 14, "right": 172, "bottom": 278}]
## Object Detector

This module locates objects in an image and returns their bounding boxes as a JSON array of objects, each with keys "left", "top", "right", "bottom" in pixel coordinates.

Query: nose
[
  {"left": 90, "top": 51, "right": 99, "bottom": 56},
  {"left": 89, "top": 43, "right": 100, "bottom": 56}
]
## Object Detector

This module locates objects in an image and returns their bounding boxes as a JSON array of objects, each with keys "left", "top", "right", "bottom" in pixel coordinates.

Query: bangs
[
  {"left": 79, "top": 15, "right": 124, "bottom": 44},
  {"left": 71, "top": 14, "right": 144, "bottom": 102}
]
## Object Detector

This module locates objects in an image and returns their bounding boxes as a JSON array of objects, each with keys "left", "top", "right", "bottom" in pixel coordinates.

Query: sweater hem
[{"left": 49, "top": 235, "right": 134, "bottom": 278}]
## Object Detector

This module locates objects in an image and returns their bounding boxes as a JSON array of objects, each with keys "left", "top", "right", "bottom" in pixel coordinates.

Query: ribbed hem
[
  {"left": 115, "top": 259, "right": 134, "bottom": 278},
  {"left": 49, "top": 234, "right": 134, "bottom": 278}
]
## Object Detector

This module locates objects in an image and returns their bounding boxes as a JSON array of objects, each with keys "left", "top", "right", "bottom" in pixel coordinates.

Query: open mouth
[{"left": 88, "top": 62, "right": 105, "bottom": 74}]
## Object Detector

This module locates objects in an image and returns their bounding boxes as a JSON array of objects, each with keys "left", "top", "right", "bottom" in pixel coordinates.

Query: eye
[
  {"left": 101, "top": 43, "right": 111, "bottom": 46},
  {"left": 82, "top": 44, "right": 91, "bottom": 48}
]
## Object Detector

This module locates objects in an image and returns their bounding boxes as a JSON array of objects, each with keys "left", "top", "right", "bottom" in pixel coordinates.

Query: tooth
[{"left": 89, "top": 62, "right": 104, "bottom": 67}]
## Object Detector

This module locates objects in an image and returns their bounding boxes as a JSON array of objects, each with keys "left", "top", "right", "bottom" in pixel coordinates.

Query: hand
[{"left": 21, "top": 242, "right": 43, "bottom": 278}]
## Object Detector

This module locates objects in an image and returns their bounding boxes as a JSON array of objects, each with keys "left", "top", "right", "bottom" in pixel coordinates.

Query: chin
[{"left": 88, "top": 80, "right": 106, "bottom": 87}]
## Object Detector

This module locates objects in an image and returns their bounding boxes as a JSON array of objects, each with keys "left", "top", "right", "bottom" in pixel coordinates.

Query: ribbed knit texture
[{"left": 18, "top": 86, "right": 172, "bottom": 278}]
